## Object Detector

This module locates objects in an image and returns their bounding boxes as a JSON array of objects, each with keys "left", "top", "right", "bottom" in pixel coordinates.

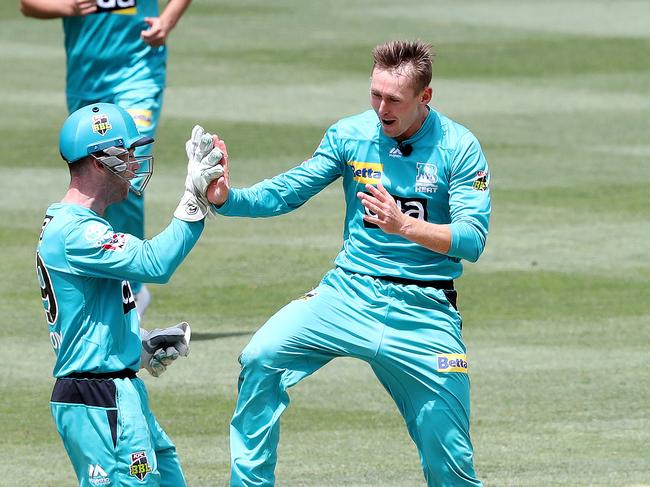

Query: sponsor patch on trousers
[{"left": 436, "top": 353, "right": 468, "bottom": 373}]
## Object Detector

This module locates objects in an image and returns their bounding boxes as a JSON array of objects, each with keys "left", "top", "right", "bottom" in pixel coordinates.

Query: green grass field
[{"left": 2, "top": 0, "right": 649, "bottom": 485}]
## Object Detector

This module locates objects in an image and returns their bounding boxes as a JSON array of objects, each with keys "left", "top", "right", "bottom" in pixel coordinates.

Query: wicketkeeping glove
[
  {"left": 140, "top": 322, "right": 192, "bottom": 377},
  {"left": 174, "top": 125, "right": 224, "bottom": 222}
]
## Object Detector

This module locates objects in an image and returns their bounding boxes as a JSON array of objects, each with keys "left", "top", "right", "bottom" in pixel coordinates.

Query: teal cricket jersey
[
  {"left": 62, "top": 0, "right": 165, "bottom": 100},
  {"left": 215, "top": 107, "right": 491, "bottom": 281},
  {"left": 36, "top": 203, "right": 203, "bottom": 378}
]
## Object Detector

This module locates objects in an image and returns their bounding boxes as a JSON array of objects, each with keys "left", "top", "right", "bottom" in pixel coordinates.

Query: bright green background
[{"left": 1, "top": 1, "right": 649, "bottom": 485}]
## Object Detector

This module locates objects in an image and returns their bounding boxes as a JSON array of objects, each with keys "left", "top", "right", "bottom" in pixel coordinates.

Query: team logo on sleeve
[
  {"left": 84, "top": 223, "right": 129, "bottom": 251},
  {"left": 415, "top": 163, "right": 439, "bottom": 193},
  {"left": 92, "top": 114, "right": 112, "bottom": 136},
  {"left": 101, "top": 232, "right": 129, "bottom": 252},
  {"left": 472, "top": 170, "right": 489, "bottom": 191},
  {"left": 129, "top": 451, "right": 152, "bottom": 481},
  {"left": 348, "top": 161, "right": 383, "bottom": 184},
  {"left": 436, "top": 353, "right": 468, "bottom": 373}
]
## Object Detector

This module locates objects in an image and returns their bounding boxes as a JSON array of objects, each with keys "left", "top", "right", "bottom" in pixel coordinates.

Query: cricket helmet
[{"left": 58, "top": 103, "right": 154, "bottom": 196}]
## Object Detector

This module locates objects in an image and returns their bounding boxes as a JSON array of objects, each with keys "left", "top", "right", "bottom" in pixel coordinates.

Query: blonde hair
[{"left": 372, "top": 40, "right": 434, "bottom": 93}]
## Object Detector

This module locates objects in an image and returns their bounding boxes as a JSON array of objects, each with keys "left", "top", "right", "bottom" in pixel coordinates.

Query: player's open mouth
[{"left": 382, "top": 119, "right": 396, "bottom": 126}]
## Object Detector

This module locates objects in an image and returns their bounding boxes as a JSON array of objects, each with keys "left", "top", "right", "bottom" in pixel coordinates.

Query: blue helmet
[
  {"left": 59, "top": 103, "right": 155, "bottom": 196},
  {"left": 59, "top": 103, "right": 153, "bottom": 162}
]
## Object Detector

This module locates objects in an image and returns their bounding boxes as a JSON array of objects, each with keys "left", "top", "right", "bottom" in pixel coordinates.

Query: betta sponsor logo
[
  {"left": 348, "top": 161, "right": 383, "bottom": 184},
  {"left": 436, "top": 353, "right": 468, "bottom": 373},
  {"left": 92, "top": 114, "right": 112, "bottom": 136}
]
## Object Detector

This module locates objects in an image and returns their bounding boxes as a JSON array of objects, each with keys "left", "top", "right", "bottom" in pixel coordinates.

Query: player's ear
[{"left": 420, "top": 86, "right": 432, "bottom": 105}]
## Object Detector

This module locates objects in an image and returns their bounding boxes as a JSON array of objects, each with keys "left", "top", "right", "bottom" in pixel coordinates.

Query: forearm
[
  {"left": 399, "top": 217, "right": 452, "bottom": 255},
  {"left": 134, "top": 218, "right": 204, "bottom": 283},
  {"left": 214, "top": 185, "right": 303, "bottom": 218},
  {"left": 20, "top": 0, "right": 67, "bottom": 18},
  {"left": 160, "top": 0, "right": 191, "bottom": 30}
]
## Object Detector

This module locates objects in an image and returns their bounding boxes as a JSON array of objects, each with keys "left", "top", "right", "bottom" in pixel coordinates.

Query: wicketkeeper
[{"left": 36, "top": 103, "right": 224, "bottom": 486}]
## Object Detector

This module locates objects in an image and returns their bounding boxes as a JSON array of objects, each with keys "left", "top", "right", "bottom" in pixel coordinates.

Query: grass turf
[{"left": 1, "top": 0, "right": 649, "bottom": 485}]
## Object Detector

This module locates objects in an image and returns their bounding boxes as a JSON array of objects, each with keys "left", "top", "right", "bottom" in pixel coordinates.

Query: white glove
[
  {"left": 140, "top": 322, "right": 191, "bottom": 377},
  {"left": 185, "top": 125, "right": 225, "bottom": 194},
  {"left": 174, "top": 125, "right": 224, "bottom": 222}
]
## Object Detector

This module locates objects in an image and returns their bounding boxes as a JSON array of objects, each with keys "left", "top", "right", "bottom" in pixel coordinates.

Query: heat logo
[
  {"left": 348, "top": 161, "right": 383, "bottom": 184},
  {"left": 436, "top": 353, "right": 468, "bottom": 373},
  {"left": 415, "top": 163, "right": 438, "bottom": 193}
]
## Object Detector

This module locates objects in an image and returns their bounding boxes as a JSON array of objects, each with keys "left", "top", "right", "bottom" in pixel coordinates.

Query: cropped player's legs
[
  {"left": 370, "top": 286, "right": 482, "bottom": 487},
  {"left": 230, "top": 277, "right": 384, "bottom": 486},
  {"left": 50, "top": 377, "right": 172, "bottom": 486},
  {"left": 132, "top": 379, "right": 186, "bottom": 487}
]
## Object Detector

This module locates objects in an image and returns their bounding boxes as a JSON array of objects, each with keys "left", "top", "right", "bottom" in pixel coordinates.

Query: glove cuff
[{"left": 174, "top": 190, "right": 209, "bottom": 222}]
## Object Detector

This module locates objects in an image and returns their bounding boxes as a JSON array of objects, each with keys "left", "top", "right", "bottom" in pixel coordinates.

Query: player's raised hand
[
  {"left": 357, "top": 183, "right": 406, "bottom": 235},
  {"left": 206, "top": 143, "right": 230, "bottom": 207},
  {"left": 141, "top": 16, "right": 170, "bottom": 47},
  {"left": 175, "top": 126, "right": 225, "bottom": 221}
]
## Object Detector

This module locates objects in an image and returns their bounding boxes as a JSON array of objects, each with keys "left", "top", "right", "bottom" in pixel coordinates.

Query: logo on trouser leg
[
  {"left": 436, "top": 353, "right": 468, "bottom": 373},
  {"left": 88, "top": 463, "right": 110, "bottom": 485},
  {"left": 129, "top": 451, "right": 152, "bottom": 481}
]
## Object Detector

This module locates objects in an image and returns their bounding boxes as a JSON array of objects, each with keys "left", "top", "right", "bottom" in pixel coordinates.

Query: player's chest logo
[
  {"left": 415, "top": 163, "right": 438, "bottom": 193},
  {"left": 363, "top": 193, "right": 428, "bottom": 228},
  {"left": 96, "top": 0, "right": 136, "bottom": 13}
]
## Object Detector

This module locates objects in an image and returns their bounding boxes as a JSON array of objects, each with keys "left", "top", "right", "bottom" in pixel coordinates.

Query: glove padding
[
  {"left": 174, "top": 125, "right": 224, "bottom": 221},
  {"left": 186, "top": 125, "right": 225, "bottom": 195},
  {"left": 140, "top": 322, "right": 191, "bottom": 377}
]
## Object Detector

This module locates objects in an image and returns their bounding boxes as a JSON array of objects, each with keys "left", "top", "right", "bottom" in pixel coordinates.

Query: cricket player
[
  {"left": 204, "top": 40, "right": 491, "bottom": 486},
  {"left": 36, "top": 103, "right": 223, "bottom": 486},
  {"left": 21, "top": 0, "right": 193, "bottom": 316}
]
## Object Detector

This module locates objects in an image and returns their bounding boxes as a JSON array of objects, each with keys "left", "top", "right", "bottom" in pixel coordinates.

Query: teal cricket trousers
[
  {"left": 50, "top": 373, "right": 185, "bottom": 486},
  {"left": 230, "top": 268, "right": 482, "bottom": 486}
]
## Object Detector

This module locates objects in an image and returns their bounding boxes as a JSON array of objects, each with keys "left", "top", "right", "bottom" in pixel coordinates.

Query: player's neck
[{"left": 61, "top": 186, "right": 107, "bottom": 216}]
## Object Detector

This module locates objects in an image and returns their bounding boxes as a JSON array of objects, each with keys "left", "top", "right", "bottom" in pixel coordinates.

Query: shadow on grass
[{"left": 192, "top": 331, "right": 254, "bottom": 341}]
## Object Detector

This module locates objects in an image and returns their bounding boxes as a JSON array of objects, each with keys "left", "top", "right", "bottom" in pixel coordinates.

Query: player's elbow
[
  {"left": 448, "top": 221, "right": 487, "bottom": 263},
  {"left": 147, "top": 270, "right": 174, "bottom": 284},
  {"left": 19, "top": 1, "right": 46, "bottom": 18},
  {"left": 19, "top": 1, "right": 33, "bottom": 17}
]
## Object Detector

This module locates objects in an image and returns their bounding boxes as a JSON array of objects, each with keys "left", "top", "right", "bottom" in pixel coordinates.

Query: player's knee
[{"left": 238, "top": 341, "right": 281, "bottom": 373}]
